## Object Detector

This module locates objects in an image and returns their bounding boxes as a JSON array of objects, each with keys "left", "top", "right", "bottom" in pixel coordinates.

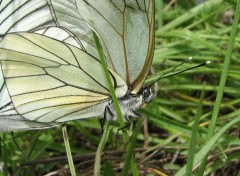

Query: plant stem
[
  {"left": 62, "top": 126, "right": 76, "bottom": 176},
  {"left": 93, "top": 32, "right": 128, "bottom": 141},
  {"left": 94, "top": 121, "right": 110, "bottom": 176}
]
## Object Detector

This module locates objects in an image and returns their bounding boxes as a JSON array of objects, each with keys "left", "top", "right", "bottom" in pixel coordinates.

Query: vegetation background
[{"left": 0, "top": 0, "right": 240, "bottom": 175}]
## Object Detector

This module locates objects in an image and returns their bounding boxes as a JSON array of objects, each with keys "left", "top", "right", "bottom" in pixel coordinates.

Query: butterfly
[{"left": 0, "top": 0, "right": 155, "bottom": 131}]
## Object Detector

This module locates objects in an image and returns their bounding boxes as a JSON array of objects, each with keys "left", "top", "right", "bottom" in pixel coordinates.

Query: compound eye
[
  {"left": 143, "top": 88, "right": 153, "bottom": 103},
  {"left": 143, "top": 89, "right": 150, "bottom": 98}
]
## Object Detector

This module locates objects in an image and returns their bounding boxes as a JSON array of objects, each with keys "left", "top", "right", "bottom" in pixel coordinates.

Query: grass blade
[
  {"left": 94, "top": 121, "right": 110, "bottom": 176},
  {"left": 198, "top": 0, "right": 240, "bottom": 174},
  {"left": 176, "top": 115, "right": 240, "bottom": 176},
  {"left": 62, "top": 126, "right": 76, "bottom": 176},
  {"left": 186, "top": 86, "right": 204, "bottom": 175}
]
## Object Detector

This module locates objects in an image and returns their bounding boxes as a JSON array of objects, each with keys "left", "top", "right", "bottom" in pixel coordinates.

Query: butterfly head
[{"left": 142, "top": 87, "right": 154, "bottom": 104}]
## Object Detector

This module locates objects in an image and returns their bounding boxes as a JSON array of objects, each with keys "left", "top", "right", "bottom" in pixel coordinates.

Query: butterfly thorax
[{"left": 104, "top": 87, "right": 154, "bottom": 121}]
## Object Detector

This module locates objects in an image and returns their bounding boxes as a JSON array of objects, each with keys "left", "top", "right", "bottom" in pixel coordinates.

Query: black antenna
[{"left": 148, "top": 58, "right": 211, "bottom": 87}]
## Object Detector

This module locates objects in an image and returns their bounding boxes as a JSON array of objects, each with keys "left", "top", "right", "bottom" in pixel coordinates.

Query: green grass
[{"left": 1, "top": 0, "right": 240, "bottom": 175}]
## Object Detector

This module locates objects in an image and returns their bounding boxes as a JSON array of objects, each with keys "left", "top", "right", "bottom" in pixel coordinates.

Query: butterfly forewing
[{"left": 76, "top": 0, "right": 155, "bottom": 93}]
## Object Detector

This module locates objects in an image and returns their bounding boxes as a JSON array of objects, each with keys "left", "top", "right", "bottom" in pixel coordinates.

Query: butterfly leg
[
  {"left": 125, "top": 112, "right": 145, "bottom": 146},
  {"left": 132, "top": 110, "right": 141, "bottom": 118},
  {"left": 115, "top": 110, "right": 141, "bottom": 138},
  {"left": 115, "top": 118, "right": 131, "bottom": 148},
  {"left": 99, "top": 118, "right": 105, "bottom": 135},
  {"left": 100, "top": 106, "right": 114, "bottom": 134}
]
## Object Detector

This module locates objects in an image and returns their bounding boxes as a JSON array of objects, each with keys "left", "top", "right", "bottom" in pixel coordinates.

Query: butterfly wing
[
  {"left": 0, "top": 0, "right": 55, "bottom": 35},
  {"left": 0, "top": 0, "right": 155, "bottom": 131},
  {"left": 46, "top": 0, "right": 95, "bottom": 47},
  {"left": 0, "top": 83, "right": 60, "bottom": 131},
  {"left": 0, "top": 0, "right": 100, "bottom": 58},
  {"left": 0, "top": 31, "right": 127, "bottom": 131},
  {"left": 0, "top": 0, "right": 57, "bottom": 130},
  {"left": 76, "top": 0, "right": 155, "bottom": 93}
]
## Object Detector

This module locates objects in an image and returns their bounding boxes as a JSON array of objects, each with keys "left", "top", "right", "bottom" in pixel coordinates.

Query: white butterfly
[{"left": 0, "top": 0, "right": 155, "bottom": 131}]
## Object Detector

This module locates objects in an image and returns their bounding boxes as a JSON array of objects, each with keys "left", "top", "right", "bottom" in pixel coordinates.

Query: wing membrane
[
  {"left": 76, "top": 0, "right": 155, "bottom": 93},
  {"left": 47, "top": 0, "right": 95, "bottom": 46},
  {"left": 0, "top": 0, "right": 55, "bottom": 35},
  {"left": 0, "top": 0, "right": 155, "bottom": 131},
  {"left": 0, "top": 83, "right": 60, "bottom": 131},
  {"left": 0, "top": 31, "right": 127, "bottom": 131},
  {"left": 0, "top": 0, "right": 97, "bottom": 56}
]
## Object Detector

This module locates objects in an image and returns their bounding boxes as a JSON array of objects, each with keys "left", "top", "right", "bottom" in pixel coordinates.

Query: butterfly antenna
[
  {"left": 149, "top": 58, "right": 211, "bottom": 87},
  {"left": 157, "top": 57, "right": 193, "bottom": 80}
]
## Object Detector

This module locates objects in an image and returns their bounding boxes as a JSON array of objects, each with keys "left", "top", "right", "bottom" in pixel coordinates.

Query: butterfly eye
[{"left": 143, "top": 87, "right": 154, "bottom": 103}]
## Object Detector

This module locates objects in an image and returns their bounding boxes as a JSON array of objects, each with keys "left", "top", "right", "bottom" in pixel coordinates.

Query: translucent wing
[
  {"left": 34, "top": 26, "right": 99, "bottom": 59},
  {"left": 0, "top": 31, "right": 127, "bottom": 131},
  {"left": 46, "top": 0, "right": 95, "bottom": 47},
  {"left": 0, "top": 0, "right": 56, "bottom": 130},
  {"left": 0, "top": 0, "right": 99, "bottom": 59},
  {"left": 76, "top": 0, "right": 155, "bottom": 93},
  {"left": 0, "top": 0, "right": 55, "bottom": 35},
  {"left": 0, "top": 0, "right": 100, "bottom": 131},
  {"left": 0, "top": 0, "right": 95, "bottom": 46},
  {"left": 0, "top": 83, "right": 60, "bottom": 131},
  {"left": 0, "top": 0, "right": 155, "bottom": 131}
]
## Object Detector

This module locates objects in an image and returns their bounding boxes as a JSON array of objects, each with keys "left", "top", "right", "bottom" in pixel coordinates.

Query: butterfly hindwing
[
  {"left": 0, "top": 0, "right": 95, "bottom": 52},
  {"left": 0, "top": 0, "right": 55, "bottom": 35},
  {"left": 0, "top": 83, "right": 60, "bottom": 131},
  {"left": 0, "top": 31, "right": 127, "bottom": 128}
]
